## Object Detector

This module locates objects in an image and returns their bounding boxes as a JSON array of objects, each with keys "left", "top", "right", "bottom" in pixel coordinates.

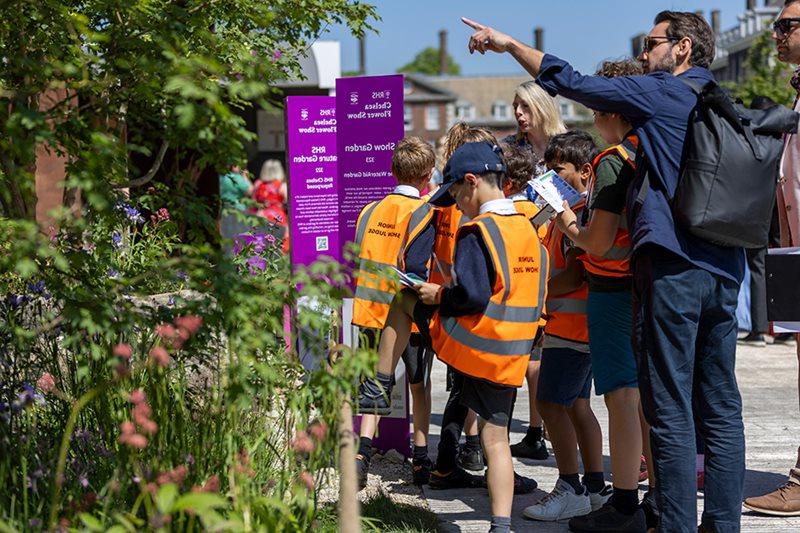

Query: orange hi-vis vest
[
  {"left": 584, "top": 135, "right": 638, "bottom": 278},
  {"left": 429, "top": 204, "right": 465, "bottom": 287},
  {"left": 512, "top": 198, "right": 548, "bottom": 240},
  {"left": 430, "top": 212, "right": 548, "bottom": 387},
  {"left": 352, "top": 193, "right": 434, "bottom": 329},
  {"left": 543, "top": 199, "right": 589, "bottom": 344}
]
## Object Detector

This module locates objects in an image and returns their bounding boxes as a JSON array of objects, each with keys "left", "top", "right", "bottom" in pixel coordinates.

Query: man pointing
[{"left": 463, "top": 12, "right": 745, "bottom": 533}]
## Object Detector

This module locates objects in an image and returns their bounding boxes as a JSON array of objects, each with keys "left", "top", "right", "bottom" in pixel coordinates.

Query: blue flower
[
  {"left": 6, "top": 294, "right": 27, "bottom": 309},
  {"left": 107, "top": 268, "right": 120, "bottom": 280},
  {"left": 167, "top": 295, "right": 176, "bottom": 306},
  {"left": 27, "top": 280, "right": 46, "bottom": 294},
  {"left": 13, "top": 384, "right": 43, "bottom": 411},
  {"left": 117, "top": 203, "right": 144, "bottom": 223},
  {"left": 112, "top": 231, "right": 123, "bottom": 248}
]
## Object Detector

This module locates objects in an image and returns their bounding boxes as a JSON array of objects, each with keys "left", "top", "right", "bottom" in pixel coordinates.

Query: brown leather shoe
[{"left": 743, "top": 482, "right": 800, "bottom": 516}]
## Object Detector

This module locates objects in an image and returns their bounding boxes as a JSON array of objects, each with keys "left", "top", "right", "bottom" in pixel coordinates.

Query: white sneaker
[
  {"left": 589, "top": 484, "right": 613, "bottom": 511},
  {"left": 522, "top": 478, "right": 591, "bottom": 521}
]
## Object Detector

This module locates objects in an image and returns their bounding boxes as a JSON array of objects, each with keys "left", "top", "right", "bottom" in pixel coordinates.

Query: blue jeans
[{"left": 633, "top": 246, "right": 744, "bottom": 533}]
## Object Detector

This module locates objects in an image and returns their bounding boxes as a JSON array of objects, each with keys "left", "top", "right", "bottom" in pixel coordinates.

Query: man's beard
[{"left": 647, "top": 54, "right": 677, "bottom": 74}]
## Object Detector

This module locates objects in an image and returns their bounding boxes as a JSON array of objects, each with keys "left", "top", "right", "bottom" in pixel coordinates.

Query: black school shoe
[
  {"left": 355, "top": 454, "right": 370, "bottom": 491},
  {"left": 412, "top": 457, "right": 432, "bottom": 486},
  {"left": 641, "top": 489, "right": 660, "bottom": 531},
  {"left": 428, "top": 466, "right": 486, "bottom": 490},
  {"left": 568, "top": 502, "right": 646, "bottom": 533},
  {"left": 510, "top": 436, "right": 549, "bottom": 460},
  {"left": 357, "top": 377, "right": 392, "bottom": 415},
  {"left": 457, "top": 445, "right": 485, "bottom": 472},
  {"left": 512, "top": 472, "right": 538, "bottom": 495}
]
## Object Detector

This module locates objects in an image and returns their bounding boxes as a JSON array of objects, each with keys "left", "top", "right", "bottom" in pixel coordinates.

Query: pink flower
[
  {"left": 192, "top": 474, "right": 219, "bottom": 493},
  {"left": 128, "top": 389, "right": 146, "bottom": 405},
  {"left": 174, "top": 315, "right": 202, "bottom": 335},
  {"left": 272, "top": 50, "right": 282, "bottom": 62},
  {"left": 120, "top": 421, "right": 136, "bottom": 435},
  {"left": 157, "top": 208, "right": 170, "bottom": 221},
  {"left": 119, "top": 432, "right": 148, "bottom": 449},
  {"left": 149, "top": 346, "right": 170, "bottom": 367},
  {"left": 156, "top": 324, "right": 177, "bottom": 340},
  {"left": 138, "top": 418, "right": 158, "bottom": 435},
  {"left": 308, "top": 422, "right": 328, "bottom": 442},
  {"left": 290, "top": 431, "right": 314, "bottom": 454},
  {"left": 37, "top": 372, "right": 56, "bottom": 393},
  {"left": 113, "top": 343, "right": 132, "bottom": 360},
  {"left": 300, "top": 471, "right": 315, "bottom": 491}
]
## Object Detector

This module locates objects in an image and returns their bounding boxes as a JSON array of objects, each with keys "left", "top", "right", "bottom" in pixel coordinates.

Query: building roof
[
  {"left": 402, "top": 73, "right": 458, "bottom": 103},
  {"left": 711, "top": 5, "right": 780, "bottom": 71},
  {"left": 421, "top": 73, "right": 530, "bottom": 124}
]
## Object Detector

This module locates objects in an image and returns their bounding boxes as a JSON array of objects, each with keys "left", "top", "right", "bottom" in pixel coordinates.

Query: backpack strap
[{"left": 677, "top": 77, "right": 708, "bottom": 94}]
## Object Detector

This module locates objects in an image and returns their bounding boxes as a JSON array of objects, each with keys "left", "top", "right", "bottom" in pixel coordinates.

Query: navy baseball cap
[{"left": 428, "top": 141, "right": 507, "bottom": 207}]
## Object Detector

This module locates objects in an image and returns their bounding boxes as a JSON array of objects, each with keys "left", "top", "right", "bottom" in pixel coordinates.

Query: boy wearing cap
[{"left": 360, "top": 141, "right": 548, "bottom": 532}]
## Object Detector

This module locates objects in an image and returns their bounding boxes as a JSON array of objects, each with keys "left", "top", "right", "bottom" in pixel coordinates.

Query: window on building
[
  {"left": 559, "top": 102, "right": 571, "bottom": 119},
  {"left": 456, "top": 102, "right": 475, "bottom": 121},
  {"left": 404, "top": 105, "right": 413, "bottom": 131},
  {"left": 491, "top": 101, "right": 510, "bottom": 120},
  {"left": 425, "top": 105, "right": 440, "bottom": 131}
]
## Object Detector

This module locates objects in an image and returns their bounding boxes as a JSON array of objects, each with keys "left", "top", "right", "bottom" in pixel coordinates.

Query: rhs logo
[
  {"left": 300, "top": 108, "right": 309, "bottom": 120},
  {"left": 349, "top": 92, "right": 358, "bottom": 105}
]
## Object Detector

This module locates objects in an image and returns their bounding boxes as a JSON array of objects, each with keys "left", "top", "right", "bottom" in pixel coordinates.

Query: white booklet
[
  {"left": 391, "top": 267, "right": 425, "bottom": 288},
  {"left": 527, "top": 170, "right": 583, "bottom": 227}
]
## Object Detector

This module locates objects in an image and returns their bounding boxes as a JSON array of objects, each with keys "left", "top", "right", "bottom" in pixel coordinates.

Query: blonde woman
[
  {"left": 501, "top": 80, "right": 567, "bottom": 462},
  {"left": 503, "top": 80, "right": 567, "bottom": 176}
]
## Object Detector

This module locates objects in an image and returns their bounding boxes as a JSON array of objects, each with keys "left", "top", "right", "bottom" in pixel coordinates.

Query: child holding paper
[
  {"left": 351, "top": 136, "right": 437, "bottom": 490},
  {"left": 554, "top": 59, "right": 651, "bottom": 532},
  {"left": 361, "top": 141, "right": 548, "bottom": 532},
  {"left": 521, "top": 132, "right": 611, "bottom": 522}
]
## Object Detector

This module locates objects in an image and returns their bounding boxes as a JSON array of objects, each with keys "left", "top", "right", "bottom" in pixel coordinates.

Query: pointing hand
[{"left": 462, "top": 17, "right": 514, "bottom": 55}]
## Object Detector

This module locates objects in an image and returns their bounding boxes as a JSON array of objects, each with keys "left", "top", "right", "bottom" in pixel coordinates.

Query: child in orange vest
[
  {"left": 553, "top": 60, "right": 651, "bottom": 531},
  {"left": 352, "top": 137, "right": 437, "bottom": 490},
  {"left": 361, "top": 142, "right": 548, "bottom": 532},
  {"left": 502, "top": 143, "right": 550, "bottom": 463},
  {"left": 522, "top": 131, "right": 611, "bottom": 522}
]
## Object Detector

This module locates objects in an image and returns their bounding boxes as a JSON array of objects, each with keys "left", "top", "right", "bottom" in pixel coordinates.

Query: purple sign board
[
  {"left": 336, "top": 75, "right": 410, "bottom": 458},
  {"left": 336, "top": 75, "right": 405, "bottom": 251},
  {"left": 285, "top": 96, "right": 340, "bottom": 267}
]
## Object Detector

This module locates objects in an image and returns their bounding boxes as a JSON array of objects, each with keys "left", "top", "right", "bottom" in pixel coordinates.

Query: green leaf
[
  {"left": 156, "top": 483, "right": 179, "bottom": 514},
  {"left": 14, "top": 258, "right": 38, "bottom": 278},
  {"left": 172, "top": 492, "right": 227, "bottom": 513},
  {"left": 79, "top": 513, "right": 104, "bottom": 531}
]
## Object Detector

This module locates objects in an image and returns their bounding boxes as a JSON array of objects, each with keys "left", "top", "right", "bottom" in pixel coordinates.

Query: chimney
[
  {"left": 694, "top": 9, "right": 704, "bottom": 18},
  {"left": 438, "top": 29, "right": 448, "bottom": 75},
  {"left": 631, "top": 33, "right": 646, "bottom": 58},
  {"left": 534, "top": 27, "right": 544, "bottom": 52},
  {"left": 711, "top": 10, "right": 721, "bottom": 35},
  {"left": 358, "top": 35, "right": 366, "bottom": 75},
  {"left": 746, "top": 0, "right": 756, "bottom": 10}
]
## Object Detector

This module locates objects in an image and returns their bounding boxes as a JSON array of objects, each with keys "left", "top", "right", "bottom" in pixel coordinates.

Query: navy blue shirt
[{"left": 536, "top": 54, "right": 744, "bottom": 283}]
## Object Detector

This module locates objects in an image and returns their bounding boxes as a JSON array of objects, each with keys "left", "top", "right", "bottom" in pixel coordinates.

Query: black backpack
[{"left": 640, "top": 79, "right": 798, "bottom": 249}]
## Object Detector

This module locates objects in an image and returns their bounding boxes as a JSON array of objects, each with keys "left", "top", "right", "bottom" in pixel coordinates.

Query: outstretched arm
[{"left": 462, "top": 17, "right": 659, "bottom": 121}]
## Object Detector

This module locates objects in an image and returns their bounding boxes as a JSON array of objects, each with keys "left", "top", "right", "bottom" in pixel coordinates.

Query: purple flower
[
  {"left": 27, "top": 280, "right": 46, "bottom": 294},
  {"left": 167, "top": 295, "right": 176, "bottom": 306},
  {"left": 6, "top": 294, "right": 26, "bottom": 309},
  {"left": 107, "top": 268, "right": 120, "bottom": 280},
  {"left": 272, "top": 50, "right": 282, "bottom": 62},
  {"left": 118, "top": 203, "right": 144, "bottom": 223},
  {"left": 13, "top": 384, "right": 43, "bottom": 411},
  {"left": 112, "top": 232, "right": 123, "bottom": 248},
  {"left": 176, "top": 270, "right": 189, "bottom": 282},
  {"left": 79, "top": 473, "right": 89, "bottom": 488},
  {"left": 246, "top": 256, "right": 267, "bottom": 275}
]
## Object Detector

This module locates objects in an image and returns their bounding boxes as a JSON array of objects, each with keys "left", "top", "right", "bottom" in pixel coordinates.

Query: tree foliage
[
  {"left": 397, "top": 46, "right": 461, "bottom": 76},
  {"left": 0, "top": 0, "right": 377, "bottom": 221},
  {"left": 724, "top": 30, "right": 796, "bottom": 108}
]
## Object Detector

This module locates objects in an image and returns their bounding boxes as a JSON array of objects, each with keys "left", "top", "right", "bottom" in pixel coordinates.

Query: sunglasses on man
[
  {"left": 642, "top": 36, "right": 679, "bottom": 53},
  {"left": 774, "top": 17, "right": 800, "bottom": 39}
]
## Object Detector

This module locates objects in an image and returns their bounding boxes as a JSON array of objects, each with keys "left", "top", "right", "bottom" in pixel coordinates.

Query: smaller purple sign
[{"left": 285, "top": 96, "right": 339, "bottom": 267}]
